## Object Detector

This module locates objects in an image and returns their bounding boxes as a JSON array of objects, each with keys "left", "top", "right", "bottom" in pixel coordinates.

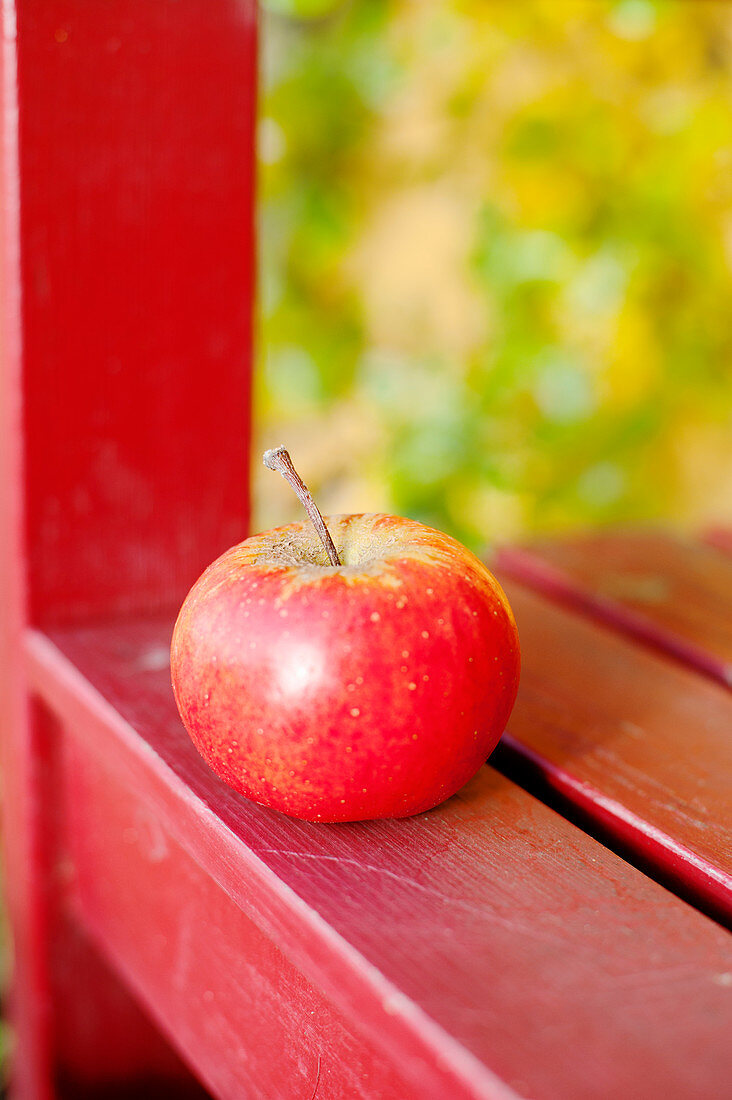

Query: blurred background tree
[{"left": 256, "top": 0, "right": 732, "bottom": 552}]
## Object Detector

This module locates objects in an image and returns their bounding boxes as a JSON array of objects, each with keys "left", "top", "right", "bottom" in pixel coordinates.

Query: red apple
[{"left": 171, "top": 501, "right": 520, "bottom": 823}]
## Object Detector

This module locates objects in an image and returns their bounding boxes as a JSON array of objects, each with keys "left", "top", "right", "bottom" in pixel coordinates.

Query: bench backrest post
[{"left": 0, "top": 1, "right": 257, "bottom": 1091}]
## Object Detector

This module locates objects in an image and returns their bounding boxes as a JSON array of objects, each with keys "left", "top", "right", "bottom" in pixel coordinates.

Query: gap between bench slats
[{"left": 493, "top": 578, "right": 732, "bottom": 928}]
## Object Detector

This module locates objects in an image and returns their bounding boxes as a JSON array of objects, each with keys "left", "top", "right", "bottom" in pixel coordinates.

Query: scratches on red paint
[
  {"left": 308, "top": 1052, "right": 321, "bottom": 1100},
  {"left": 251, "top": 848, "right": 574, "bottom": 948}
]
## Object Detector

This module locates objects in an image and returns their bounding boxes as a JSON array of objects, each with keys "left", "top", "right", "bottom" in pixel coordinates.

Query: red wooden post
[{"left": 0, "top": 1, "right": 256, "bottom": 1094}]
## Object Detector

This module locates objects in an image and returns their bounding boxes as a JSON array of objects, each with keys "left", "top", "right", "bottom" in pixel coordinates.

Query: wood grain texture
[
  {"left": 26, "top": 618, "right": 732, "bottom": 1100},
  {"left": 36, "top": 698, "right": 212, "bottom": 1098},
  {"left": 496, "top": 580, "right": 732, "bottom": 927},
  {"left": 496, "top": 532, "right": 732, "bottom": 689},
  {"left": 61, "top": 731, "right": 421, "bottom": 1100},
  {"left": 50, "top": 912, "right": 212, "bottom": 1099},
  {"left": 18, "top": 0, "right": 256, "bottom": 626},
  {"left": 1, "top": 1, "right": 257, "bottom": 1094}
]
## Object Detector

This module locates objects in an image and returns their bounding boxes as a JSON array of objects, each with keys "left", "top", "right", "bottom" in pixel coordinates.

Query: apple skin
[{"left": 171, "top": 513, "right": 520, "bottom": 823}]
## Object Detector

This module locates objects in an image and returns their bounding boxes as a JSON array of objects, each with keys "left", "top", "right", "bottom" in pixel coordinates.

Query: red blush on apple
[{"left": 171, "top": 448, "right": 520, "bottom": 822}]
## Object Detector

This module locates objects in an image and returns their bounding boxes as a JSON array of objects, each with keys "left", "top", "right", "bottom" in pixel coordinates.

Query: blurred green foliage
[{"left": 257, "top": 0, "right": 732, "bottom": 549}]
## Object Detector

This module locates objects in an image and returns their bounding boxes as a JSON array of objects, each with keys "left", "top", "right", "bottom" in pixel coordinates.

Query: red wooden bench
[{"left": 1, "top": 4, "right": 731, "bottom": 1098}]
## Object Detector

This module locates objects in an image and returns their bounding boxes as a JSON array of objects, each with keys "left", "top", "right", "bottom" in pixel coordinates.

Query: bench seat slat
[
  {"left": 26, "top": 617, "right": 732, "bottom": 1100},
  {"left": 496, "top": 580, "right": 732, "bottom": 926},
  {"left": 497, "top": 533, "right": 732, "bottom": 689}
]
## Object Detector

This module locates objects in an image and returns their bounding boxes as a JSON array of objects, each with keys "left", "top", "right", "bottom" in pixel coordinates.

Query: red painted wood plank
[
  {"left": 495, "top": 580, "right": 732, "bottom": 927},
  {"left": 0, "top": 8, "right": 55, "bottom": 1093},
  {"left": 25, "top": 619, "right": 732, "bottom": 1100},
  {"left": 496, "top": 533, "right": 732, "bottom": 689},
  {"left": 18, "top": 0, "right": 256, "bottom": 626},
  {"left": 37, "top": 698, "right": 213, "bottom": 1098},
  {"left": 60, "top": 733, "right": 424, "bottom": 1100},
  {"left": 2, "top": 1, "right": 257, "bottom": 1093},
  {"left": 51, "top": 912, "right": 212, "bottom": 1099},
  {"left": 26, "top": 628, "right": 513, "bottom": 1100}
]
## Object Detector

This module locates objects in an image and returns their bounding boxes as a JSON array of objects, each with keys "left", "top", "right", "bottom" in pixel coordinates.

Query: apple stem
[{"left": 263, "top": 446, "right": 342, "bottom": 567}]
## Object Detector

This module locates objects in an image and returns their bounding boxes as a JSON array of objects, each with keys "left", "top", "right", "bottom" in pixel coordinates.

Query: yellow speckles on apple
[{"left": 174, "top": 511, "right": 521, "bottom": 823}]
